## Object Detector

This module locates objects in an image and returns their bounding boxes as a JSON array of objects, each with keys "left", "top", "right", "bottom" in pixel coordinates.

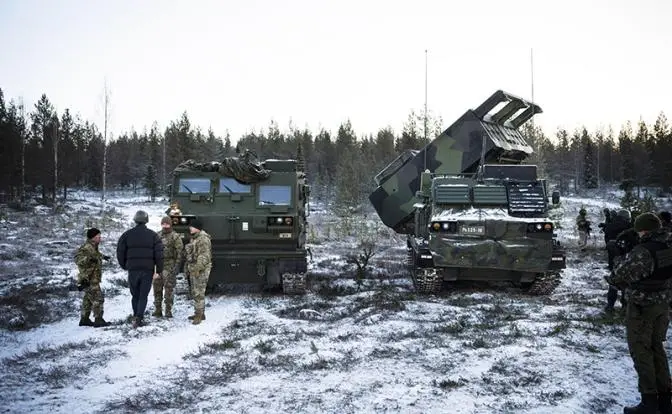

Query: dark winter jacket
[
  {"left": 605, "top": 216, "right": 631, "bottom": 241},
  {"left": 116, "top": 224, "right": 164, "bottom": 274}
]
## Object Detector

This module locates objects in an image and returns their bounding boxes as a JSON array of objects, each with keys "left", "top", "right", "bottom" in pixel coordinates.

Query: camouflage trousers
[
  {"left": 81, "top": 282, "right": 104, "bottom": 319},
  {"left": 578, "top": 231, "right": 589, "bottom": 248},
  {"left": 153, "top": 267, "right": 177, "bottom": 310},
  {"left": 190, "top": 267, "right": 211, "bottom": 313},
  {"left": 626, "top": 301, "right": 672, "bottom": 394}
]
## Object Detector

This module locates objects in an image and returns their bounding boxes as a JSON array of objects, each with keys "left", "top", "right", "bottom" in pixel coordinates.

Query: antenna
[
  {"left": 423, "top": 49, "right": 428, "bottom": 172},
  {"left": 530, "top": 48, "right": 535, "bottom": 106},
  {"left": 530, "top": 48, "right": 538, "bottom": 164}
]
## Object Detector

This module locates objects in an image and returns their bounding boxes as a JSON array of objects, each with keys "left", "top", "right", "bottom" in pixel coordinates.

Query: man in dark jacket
[
  {"left": 660, "top": 211, "right": 672, "bottom": 232},
  {"left": 605, "top": 209, "right": 633, "bottom": 270},
  {"left": 606, "top": 212, "right": 672, "bottom": 413},
  {"left": 117, "top": 210, "right": 164, "bottom": 328}
]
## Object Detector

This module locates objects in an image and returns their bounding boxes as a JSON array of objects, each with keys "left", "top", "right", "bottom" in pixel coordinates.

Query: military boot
[
  {"left": 164, "top": 304, "right": 173, "bottom": 318},
  {"left": 152, "top": 305, "right": 162, "bottom": 318},
  {"left": 188, "top": 312, "right": 205, "bottom": 321},
  {"left": 624, "top": 393, "right": 658, "bottom": 413},
  {"left": 93, "top": 316, "right": 111, "bottom": 328},
  {"left": 659, "top": 392, "right": 672, "bottom": 414},
  {"left": 191, "top": 310, "right": 204, "bottom": 325},
  {"left": 79, "top": 317, "right": 94, "bottom": 327}
]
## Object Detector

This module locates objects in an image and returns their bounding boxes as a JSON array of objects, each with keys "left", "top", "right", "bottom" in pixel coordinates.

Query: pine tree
[
  {"left": 581, "top": 128, "right": 597, "bottom": 188},
  {"left": 144, "top": 164, "right": 159, "bottom": 201},
  {"left": 618, "top": 122, "right": 636, "bottom": 192},
  {"left": 396, "top": 111, "right": 420, "bottom": 152}
]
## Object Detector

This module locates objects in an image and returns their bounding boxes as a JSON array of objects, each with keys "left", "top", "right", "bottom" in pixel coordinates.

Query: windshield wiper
[
  {"left": 182, "top": 185, "right": 193, "bottom": 194},
  {"left": 220, "top": 184, "right": 233, "bottom": 194},
  {"left": 260, "top": 200, "right": 276, "bottom": 205}
]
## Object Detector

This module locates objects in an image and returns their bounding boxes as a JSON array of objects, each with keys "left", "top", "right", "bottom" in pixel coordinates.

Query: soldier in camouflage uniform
[
  {"left": 606, "top": 212, "right": 672, "bottom": 414},
  {"left": 75, "top": 228, "right": 111, "bottom": 328},
  {"left": 660, "top": 211, "right": 671, "bottom": 232},
  {"left": 184, "top": 218, "right": 212, "bottom": 325},
  {"left": 576, "top": 208, "right": 591, "bottom": 250},
  {"left": 152, "top": 217, "right": 184, "bottom": 318}
]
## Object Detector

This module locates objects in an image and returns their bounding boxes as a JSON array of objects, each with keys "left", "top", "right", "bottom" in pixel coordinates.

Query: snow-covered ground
[{"left": 0, "top": 188, "right": 671, "bottom": 413}]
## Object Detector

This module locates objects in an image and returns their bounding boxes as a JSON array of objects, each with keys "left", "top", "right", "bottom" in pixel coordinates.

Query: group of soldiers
[
  {"left": 590, "top": 208, "right": 672, "bottom": 413},
  {"left": 73, "top": 210, "right": 212, "bottom": 328}
]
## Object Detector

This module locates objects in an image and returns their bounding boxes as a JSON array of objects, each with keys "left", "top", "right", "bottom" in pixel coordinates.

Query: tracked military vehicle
[
  {"left": 369, "top": 90, "right": 566, "bottom": 294},
  {"left": 167, "top": 150, "right": 310, "bottom": 294}
]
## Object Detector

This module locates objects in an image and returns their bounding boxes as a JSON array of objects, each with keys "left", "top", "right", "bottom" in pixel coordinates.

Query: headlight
[
  {"left": 180, "top": 217, "right": 187, "bottom": 224},
  {"left": 536, "top": 224, "right": 542, "bottom": 230}
]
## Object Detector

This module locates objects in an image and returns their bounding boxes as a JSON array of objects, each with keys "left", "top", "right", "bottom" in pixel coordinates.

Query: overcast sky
[{"left": 1, "top": 0, "right": 670, "bottom": 142}]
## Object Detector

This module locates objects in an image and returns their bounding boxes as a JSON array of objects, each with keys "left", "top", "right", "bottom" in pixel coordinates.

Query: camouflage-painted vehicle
[
  {"left": 167, "top": 150, "right": 310, "bottom": 294},
  {"left": 369, "top": 90, "right": 566, "bottom": 294}
]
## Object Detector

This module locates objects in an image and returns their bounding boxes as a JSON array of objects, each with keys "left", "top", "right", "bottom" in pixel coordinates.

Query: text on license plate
[
  {"left": 279, "top": 233, "right": 293, "bottom": 238},
  {"left": 459, "top": 225, "right": 485, "bottom": 235}
]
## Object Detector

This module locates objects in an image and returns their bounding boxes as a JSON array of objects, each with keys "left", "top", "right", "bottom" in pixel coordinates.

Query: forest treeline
[{"left": 1, "top": 88, "right": 671, "bottom": 209}]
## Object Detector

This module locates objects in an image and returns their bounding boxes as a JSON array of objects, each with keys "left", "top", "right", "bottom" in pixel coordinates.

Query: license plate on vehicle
[
  {"left": 279, "top": 233, "right": 293, "bottom": 238},
  {"left": 459, "top": 225, "right": 485, "bottom": 235}
]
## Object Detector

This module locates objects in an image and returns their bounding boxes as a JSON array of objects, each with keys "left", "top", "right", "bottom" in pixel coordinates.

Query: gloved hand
[
  {"left": 77, "top": 279, "right": 90, "bottom": 291},
  {"left": 604, "top": 274, "right": 625, "bottom": 290}
]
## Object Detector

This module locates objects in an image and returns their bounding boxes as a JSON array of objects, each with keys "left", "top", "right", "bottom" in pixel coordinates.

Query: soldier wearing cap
[
  {"left": 184, "top": 218, "right": 212, "bottom": 325},
  {"left": 607, "top": 212, "right": 672, "bottom": 413},
  {"left": 152, "top": 216, "right": 184, "bottom": 318},
  {"left": 75, "top": 228, "right": 111, "bottom": 327}
]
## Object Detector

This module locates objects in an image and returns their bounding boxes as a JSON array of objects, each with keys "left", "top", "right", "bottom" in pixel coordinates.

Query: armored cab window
[
  {"left": 218, "top": 177, "right": 252, "bottom": 194},
  {"left": 259, "top": 185, "right": 292, "bottom": 206},
  {"left": 178, "top": 178, "right": 211, "bottom": 194}
]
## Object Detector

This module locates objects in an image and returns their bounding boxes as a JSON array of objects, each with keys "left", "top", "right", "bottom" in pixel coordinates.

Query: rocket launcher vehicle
[{"left": 369, "top": 90, "right": 542, "bottom": 234}]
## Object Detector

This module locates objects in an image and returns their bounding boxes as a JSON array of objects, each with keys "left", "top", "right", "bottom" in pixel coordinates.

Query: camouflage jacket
[
  {"left": 608, "top": 229, "right": 672, "bottom": 306},
  {"left": 158, "top": 229, "right": 184, "bottom": 270},
  {"left": 186, "top": 231, "right": 212, "bottom": 277},
  {"left": 75, "top": 240, "right": 103, "bottom": 285},
  {"left": 576, "top": 215, "right": 590, "bottom": 232}
]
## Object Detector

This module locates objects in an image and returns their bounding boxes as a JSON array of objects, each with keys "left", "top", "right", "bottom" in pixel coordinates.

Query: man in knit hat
[
  {"left": 116, "top": 210, "right": 164, "bottom": 328},
  {"left": 184, "top": 218, "right": 211, "bottom": 325},
  {"left": 75, "top": 228, "right": 111, "bottom": 327},
  {"left": 607, "top": 212, "right": 672, "bottom": 413},
  {"left": 152, "top": 216, "right": 184, "bottom": 318}
]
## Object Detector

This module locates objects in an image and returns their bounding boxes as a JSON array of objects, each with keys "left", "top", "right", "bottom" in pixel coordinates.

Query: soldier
[
  {"left": 184, "top": 219, "right": 212, "bottom": 325},
  {"left": 660, "top": 211, "right": 672, "bottom": 232},
  {"left": 598, "top": 208, "right": 612, "bottom": 244},
  {"left": 606, "top": 212, "right": 672, "bottom": 413},
  {"left": 75, "top": 228, "right": 110, "bottom": 327},
  {"left": 576, "top": 208, "right": 591, "bottom": 250},
  {"left": 604, "top": 227, "right": 638, "bottom": 313},
  {"left": 117, "top": 210, "right": 164, "bottom": 329},
  {"left": 605, "top": 210, "right": 633, "bottom": 269},
  {"left": 152, "top": 217, "right": 184, "bottom": 318}
]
